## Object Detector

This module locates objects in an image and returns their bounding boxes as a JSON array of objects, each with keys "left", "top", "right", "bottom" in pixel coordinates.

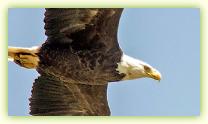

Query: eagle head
[{"left": 116, "top": 54, "right": 162, "bottom": 81}]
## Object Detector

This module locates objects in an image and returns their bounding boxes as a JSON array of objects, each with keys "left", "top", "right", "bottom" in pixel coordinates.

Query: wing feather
[
  {"left": 30, "top": 73, "right": 110, "bottom": 115},
  {"left": 44, "top": 8, "right": 123, "bottom": 49}
]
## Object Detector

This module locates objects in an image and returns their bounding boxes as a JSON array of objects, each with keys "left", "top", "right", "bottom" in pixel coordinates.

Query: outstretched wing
[
  {"left": 29, "top": 74, "right": 110, "bottom": 116},
  {"left": 44, "top": 8, "right": 123, "bottom": 50}
]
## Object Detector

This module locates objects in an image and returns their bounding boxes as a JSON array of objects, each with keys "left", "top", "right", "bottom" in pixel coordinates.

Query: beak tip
[{"left": 152, "top": 70, "right": 162, "bottom": 81}]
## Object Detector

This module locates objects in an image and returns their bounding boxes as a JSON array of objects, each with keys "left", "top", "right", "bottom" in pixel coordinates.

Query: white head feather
[{"left": 116, "top": 54, "right": 161, "bottom": 81}]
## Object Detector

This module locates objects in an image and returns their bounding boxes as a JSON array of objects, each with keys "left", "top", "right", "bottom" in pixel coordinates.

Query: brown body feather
[
  {"left": 38, "top": 9, "right": 125, "bottom": 85},
  {"left": 30, "top": 8, "right": 125, "bottom": 115}
]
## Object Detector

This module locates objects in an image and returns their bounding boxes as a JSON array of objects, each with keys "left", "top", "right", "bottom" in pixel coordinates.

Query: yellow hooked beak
[
  {"left": 147, "top": 70, "right": 162, "bottom": 81},
  {"left": 144, "top": 66, "right": 162, "bottom": 81}
]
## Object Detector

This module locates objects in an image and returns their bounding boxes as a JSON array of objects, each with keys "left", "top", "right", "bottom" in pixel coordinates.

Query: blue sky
[{"left": 8, "top": 8, "right": 200, "bottom": 116}]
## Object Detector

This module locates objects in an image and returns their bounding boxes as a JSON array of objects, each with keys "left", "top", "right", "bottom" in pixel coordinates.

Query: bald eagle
[{"left": 8, "top": 8, "right": 161, "bottom": 116}]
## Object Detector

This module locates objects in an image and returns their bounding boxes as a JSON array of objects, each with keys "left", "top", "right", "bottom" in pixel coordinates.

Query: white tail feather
[
  {"left": 8, "top": 57, "right": 14, "bottom": 61},
  {"left": 8, "top": 46, "right": 40, "bottom": 69}
]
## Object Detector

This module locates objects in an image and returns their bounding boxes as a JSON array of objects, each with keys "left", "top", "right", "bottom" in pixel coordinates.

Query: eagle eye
[{"left": 144, "top": 65, "right": 151, "bottom": 72}]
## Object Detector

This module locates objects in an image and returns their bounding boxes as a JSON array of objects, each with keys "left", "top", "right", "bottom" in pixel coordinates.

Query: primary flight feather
[{"left": 8, "top": 8, "right": 161, "bottom": 116}]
